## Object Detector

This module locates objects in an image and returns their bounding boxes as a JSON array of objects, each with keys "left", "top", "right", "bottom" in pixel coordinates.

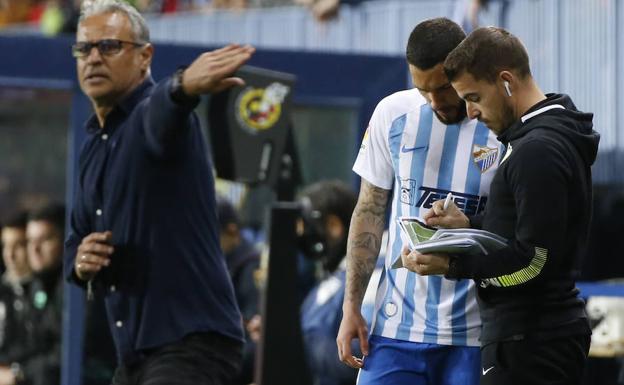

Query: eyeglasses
[{"left": 71, "top": 39, "right": 146, "bottom": 58}]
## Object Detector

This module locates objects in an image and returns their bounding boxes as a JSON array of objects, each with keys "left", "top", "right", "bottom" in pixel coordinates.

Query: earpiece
[{"left": 504, "top": 81, "right": 512, "bottom": 97}]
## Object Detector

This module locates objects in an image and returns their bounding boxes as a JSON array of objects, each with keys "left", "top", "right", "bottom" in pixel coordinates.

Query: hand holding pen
[
  {"left": 424, "top": 192, "right": 470, "bottom": 229},
  {"left": 443, "top": 192, "right": 454, "bottom": 211}
]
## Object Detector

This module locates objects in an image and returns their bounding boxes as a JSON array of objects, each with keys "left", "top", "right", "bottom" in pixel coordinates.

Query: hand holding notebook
[{"left": 392, "top": 216, "right": 507, "bottom": 269}]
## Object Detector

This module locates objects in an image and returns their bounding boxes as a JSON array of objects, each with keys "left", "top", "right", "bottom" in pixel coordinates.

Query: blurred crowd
[
  {"left": 0, "top": 0, "right": 368, "bottom": 34},
  {"left": 0, "top": 200, "right": 117, "bottom": 385},
  {"left": 0, "top": 204, "right": 67, "bottom": 385},
  {"left": 0, "top": 0, "right": 80, "bottom": 33}
]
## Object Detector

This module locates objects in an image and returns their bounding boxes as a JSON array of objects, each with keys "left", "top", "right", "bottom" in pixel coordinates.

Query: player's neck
[{"left": 514, "top": 79, "right": 546, "bottom": 120}]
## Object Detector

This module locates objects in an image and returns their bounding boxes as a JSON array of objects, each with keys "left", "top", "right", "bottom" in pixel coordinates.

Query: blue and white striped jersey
[{"left": 353, "top": 89, "right": 501, "bottom": 347}]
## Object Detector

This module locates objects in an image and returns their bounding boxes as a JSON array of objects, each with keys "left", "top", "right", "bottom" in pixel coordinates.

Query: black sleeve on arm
[
  {"left": 142, "top": 76, "right": 201, "bottom": 158},
  {"left": 468, "top": 212, "right": 484, "bottom": 229},
  {"left": 447, "top": 138, "right": 571, "bottom": 288}
]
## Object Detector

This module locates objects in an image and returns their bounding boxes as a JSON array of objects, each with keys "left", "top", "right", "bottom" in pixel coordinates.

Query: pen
[{"left": 443, "top": 192, "right": 453, "bottom": 211}]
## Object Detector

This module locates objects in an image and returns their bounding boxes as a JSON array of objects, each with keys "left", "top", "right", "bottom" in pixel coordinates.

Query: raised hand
[{"left": 182, "top": 44, "right": 255, "bottom": 96}]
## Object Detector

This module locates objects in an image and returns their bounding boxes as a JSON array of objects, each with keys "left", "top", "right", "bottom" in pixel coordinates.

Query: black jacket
[
  {"left": 448, "top": 94, "right": 600, "bottom": 344},
  {"left": 0, "top": 274, "right": 33, "bottom": 365},
  {"left": 0, "top": 267, "right": 63, "bottom": 385},
  {"left": 21, "top": 268, "right": 63, "bottom": 385}
]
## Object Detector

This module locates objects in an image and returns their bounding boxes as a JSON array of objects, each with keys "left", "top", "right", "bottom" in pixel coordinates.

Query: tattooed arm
[
  {"left": 345, "top": 180, "right": 389, "bottom": 307},
  {"left": 336, "top": 179, "right": 390, "bottom": 369}
]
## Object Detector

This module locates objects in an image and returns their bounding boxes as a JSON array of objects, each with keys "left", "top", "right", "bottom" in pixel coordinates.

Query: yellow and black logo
[{"left": 236, "top": 82, "right": 290, "bottom": 133}]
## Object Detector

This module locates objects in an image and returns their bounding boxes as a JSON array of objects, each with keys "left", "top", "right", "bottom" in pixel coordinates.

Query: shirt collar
[
  {"left": 118, "top": 76, "right": 155, "bottom": 114},
  {"left": 85, "top": 77, "right": 155, "bottom": 134}
]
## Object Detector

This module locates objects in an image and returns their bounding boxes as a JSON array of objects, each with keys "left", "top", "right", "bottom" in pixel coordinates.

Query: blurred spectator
[
  {"left": 0, "top": 211, "right": 31, "bottom": 291},
  {"left": 217, "top": 196, "right": 261, "bottom": 323},
  {"left": 40, "top": 1, "right": 66, "bottom": 35},
  {"left": 0, "top": 204, "right": 64, "bottom": 385},
  {"left": 0, "top": 211, "right": 33, "bottom": 376},
  {"left": 217, "top": 195, "right": 261, "bottom": 385},
  {"left": 0, "top": 0, "right": 33, "bottom": 27},
  {"left": 0, "top": 0, "right": 74, "bottom": 34},
  {"left": 134, "top": 0, "right": 208, "bottom": 13},
  {"left": 295, "top": 0, "right": 367, "bottom": 22},
  {"left": 452, "top": 0, "right": 478, "bottom": 32},
  {"left": 212, "top": 0, "right": 253, "bottom": 10},
  {"left": 297, "top": 180, "right": 360, "bottom": 385},
  {"left": 1, "top": 0, "right": 205, "bottom": 33},
  {"left": 211, "top": 0, "right": 292, "bottom": 10},
  {"left": 210, "top": 0, "right": 367, "bottom": 21},
  {"left": 20, "top": 204, "right": 64, "bottom": 385},
  {"left": 452, "top": 0, "right": 512, "bottom": 32}
]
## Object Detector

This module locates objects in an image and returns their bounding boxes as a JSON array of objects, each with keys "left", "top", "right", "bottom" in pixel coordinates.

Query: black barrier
[{"left": 256, "top": 202, "right": 311, "bottom": 385}]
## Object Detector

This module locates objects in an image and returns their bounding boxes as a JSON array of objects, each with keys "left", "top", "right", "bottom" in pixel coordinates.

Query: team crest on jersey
[
  {"left": 400, "top": 178, "right": 417, "bottom": 206},
  {"left": 472, "top": 145, "right": 498, "bottom": 173},
  {"left": 236, "top": 82, "right": 290, "bottom": 133}
]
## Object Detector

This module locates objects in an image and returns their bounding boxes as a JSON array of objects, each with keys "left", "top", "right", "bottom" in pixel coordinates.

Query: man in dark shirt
[
  {"left": 400, "top": 27, "right": 599, "bottom": 385},
  {"left": 63, "top": 1, "right": 254, "bottom": 384}
]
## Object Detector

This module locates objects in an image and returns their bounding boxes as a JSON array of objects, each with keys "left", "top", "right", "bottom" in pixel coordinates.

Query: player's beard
[
  {"left": 433, "top": 99, "right": 467, "bottom": 125},
  {"left": 494, "top": 99, "right": 517, "bottom": 135}
]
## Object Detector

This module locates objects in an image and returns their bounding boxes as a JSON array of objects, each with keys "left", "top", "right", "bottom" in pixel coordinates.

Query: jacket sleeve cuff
[
  {"left": 468, "top": 213, "right": 484, "bottom": 229},
  {"left": 165, "top": 76, "right": 201, "bottom": 110},
  {"left": 68, "top": 266, "right": 88, "bottom": 289},
  {"left": 445, "top": 254, "right": 475, "bottom": 280}
]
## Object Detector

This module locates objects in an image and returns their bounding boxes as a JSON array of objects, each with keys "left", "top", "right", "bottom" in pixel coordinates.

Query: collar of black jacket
[{"left": 497, "top": 93, "right": 566, "bottom": 144}]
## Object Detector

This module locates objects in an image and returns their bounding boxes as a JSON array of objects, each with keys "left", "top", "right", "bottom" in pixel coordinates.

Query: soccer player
[{"left": 336, "top": 18, "right": 501, "bottom": 384}]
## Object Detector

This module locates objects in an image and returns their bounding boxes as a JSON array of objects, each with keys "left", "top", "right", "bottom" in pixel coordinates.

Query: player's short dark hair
[
  {"left": 28, "top": 203, "right": 66, "bottom": 234},
  {"left": 444, "top": 26, "right": 532, "bottom": 83},
  {"left": 406, "top": 17, "right": 466, "bottom": 70}
]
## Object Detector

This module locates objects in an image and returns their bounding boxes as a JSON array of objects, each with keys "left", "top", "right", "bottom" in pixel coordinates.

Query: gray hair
[{"left": 79, "top": 0, "right": 150, "bottom": 43}]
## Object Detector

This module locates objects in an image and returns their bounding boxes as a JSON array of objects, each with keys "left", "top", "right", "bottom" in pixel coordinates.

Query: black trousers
[
  {"left": 112, "top": 332, "right": 243, "bottom": 385},
  {"left": 480, "top": 334, "right": 591, "bottom": 385}
]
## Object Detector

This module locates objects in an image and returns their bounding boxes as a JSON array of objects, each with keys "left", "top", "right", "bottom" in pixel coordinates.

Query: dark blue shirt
[{"left": 64, "top": 77, "right": 244, "bottom": 365}]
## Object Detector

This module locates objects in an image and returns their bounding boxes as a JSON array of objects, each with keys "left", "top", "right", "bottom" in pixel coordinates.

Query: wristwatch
[{"left": 170, "top": 67, "right": 199, "bottom": 104}]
